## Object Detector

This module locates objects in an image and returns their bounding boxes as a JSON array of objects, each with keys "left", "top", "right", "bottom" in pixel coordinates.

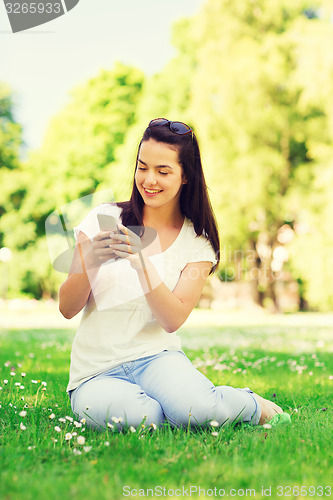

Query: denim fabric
[{"left": 69, "top": 349, "right": 261, "bottom": 430}]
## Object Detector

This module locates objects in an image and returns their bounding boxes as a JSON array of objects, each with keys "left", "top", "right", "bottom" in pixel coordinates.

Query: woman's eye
[{"left": 138, "top": 167, "right": 167, "bottom": 175}]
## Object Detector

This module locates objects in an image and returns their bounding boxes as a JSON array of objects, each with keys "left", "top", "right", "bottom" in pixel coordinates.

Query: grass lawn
[{"left": 0, "top": 303, "right": 332, "bottom": 500}]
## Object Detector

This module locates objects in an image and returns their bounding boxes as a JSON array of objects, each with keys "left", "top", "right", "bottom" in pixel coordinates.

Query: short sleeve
[
  {"left": 73, "top": 204, "right": 122, "bottom": 241},
  {"left": 187, "top": 235, "right": 218, "bottom": 266}
]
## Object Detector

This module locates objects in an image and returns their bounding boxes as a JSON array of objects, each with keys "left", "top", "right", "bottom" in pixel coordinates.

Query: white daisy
[{"left": 77, "top": 436, "right": 85, "bottom": 445}]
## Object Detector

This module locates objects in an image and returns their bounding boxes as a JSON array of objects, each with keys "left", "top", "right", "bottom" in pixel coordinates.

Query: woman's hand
[
  {"left": 109, "top": 223, "right": 144, "bottom": 271},
  {"left": 87, "top": 230, "right": 121, "bottom": 268}
]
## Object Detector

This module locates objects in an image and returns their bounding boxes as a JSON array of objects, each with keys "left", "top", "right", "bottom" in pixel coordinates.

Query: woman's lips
[{"left": 143, "top": 188, "right": 162, "bottom": 197}]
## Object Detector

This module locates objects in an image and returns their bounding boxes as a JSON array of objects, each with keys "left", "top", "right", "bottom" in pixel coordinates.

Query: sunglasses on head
[{"left": 148, "top": 118, "right": 193, "bottom": 135}]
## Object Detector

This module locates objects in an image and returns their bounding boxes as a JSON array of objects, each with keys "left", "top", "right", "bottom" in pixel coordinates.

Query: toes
[{"left": 272, "top": 403, "right": 283, "bottom": 414}]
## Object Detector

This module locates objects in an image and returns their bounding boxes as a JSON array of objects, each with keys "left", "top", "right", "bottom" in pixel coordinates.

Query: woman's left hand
[{"left": 110, "top": 223, "right": 144, "bottom": 270}]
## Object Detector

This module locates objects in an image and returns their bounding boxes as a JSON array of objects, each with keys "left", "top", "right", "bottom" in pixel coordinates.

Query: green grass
[{"left": 0, "top": 307, "right": 332, "bottom": 500}]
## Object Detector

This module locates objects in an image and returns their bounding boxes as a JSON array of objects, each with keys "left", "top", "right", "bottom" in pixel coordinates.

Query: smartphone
[
  {"left": 97, "top": 214, "right": 118, "bottom": 232},
  {"left": 96, "top": 213, "right": 121, "bottom": 261}
]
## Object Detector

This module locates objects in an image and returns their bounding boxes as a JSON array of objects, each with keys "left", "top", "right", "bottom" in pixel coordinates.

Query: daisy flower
[{"left": 77, "top": 436, "right": 85, "bottom": 445}]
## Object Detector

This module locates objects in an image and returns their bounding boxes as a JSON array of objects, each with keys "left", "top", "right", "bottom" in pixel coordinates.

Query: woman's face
[{"left": 135, "top": 139, "right": 187, "bottom": 212}]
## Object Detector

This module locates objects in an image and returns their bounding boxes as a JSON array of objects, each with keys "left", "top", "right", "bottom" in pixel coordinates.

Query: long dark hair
[{"left": 117, "top": 120, "right": 220, "bottom": 273}]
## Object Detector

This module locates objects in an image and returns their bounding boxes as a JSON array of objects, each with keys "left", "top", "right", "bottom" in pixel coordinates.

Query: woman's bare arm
[
  {"left": 58, "top": 230, "right": 117, "bottom": 319},
  {"left": 135, "top": 259, "right": 212, "bottom": 333},
  {"left": 58, "top": 233, "right": 96, "bottom": 319}
]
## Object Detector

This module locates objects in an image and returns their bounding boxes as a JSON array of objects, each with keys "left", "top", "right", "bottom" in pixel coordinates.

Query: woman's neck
[{"left": 143, "top": 206, "right": 184, "bottom": 229}]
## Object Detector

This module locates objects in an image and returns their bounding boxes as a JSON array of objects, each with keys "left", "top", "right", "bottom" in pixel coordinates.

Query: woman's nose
[{"left": 146, "top": 172, "right": 157, "bottom": 185}]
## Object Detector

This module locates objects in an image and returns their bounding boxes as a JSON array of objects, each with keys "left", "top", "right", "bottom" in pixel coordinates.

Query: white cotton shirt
[{"left": 66, "top": 203, "right": 217, "bottom": 393}]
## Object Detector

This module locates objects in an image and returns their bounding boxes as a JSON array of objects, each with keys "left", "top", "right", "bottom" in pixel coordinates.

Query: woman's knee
[{"left": 71, "top": 378, "right": 165, "bottom": 430}]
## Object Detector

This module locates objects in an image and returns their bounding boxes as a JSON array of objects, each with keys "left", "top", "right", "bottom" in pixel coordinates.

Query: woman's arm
[
  {"left": 58, "top": 230, "right": 118, "bottom": 319},
  {"left": 110, "top": 223, "right": 213, "bottom": 332},
  {"left": 58, "top": 233, "right": 96, "bottom": 319},
  {"left": 135, "top": 259, "right": 212, "bottom": 333}
]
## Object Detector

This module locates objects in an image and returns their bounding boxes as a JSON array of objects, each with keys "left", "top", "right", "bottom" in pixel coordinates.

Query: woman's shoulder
[
  {"left": 182, "top": 217, "right": 217, "bottom": 264},
  {"left": 90, "top": 202, "right": 123, "bottom": 217}
]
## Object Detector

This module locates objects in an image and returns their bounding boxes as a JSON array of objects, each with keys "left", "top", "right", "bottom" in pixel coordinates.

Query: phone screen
[{"left": 97, "top": 214, "right": 118, "bottom": 232}]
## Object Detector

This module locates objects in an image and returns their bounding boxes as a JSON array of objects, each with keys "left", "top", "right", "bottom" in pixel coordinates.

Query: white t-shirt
[{"left": 66, "top": 203, "right": 217, "bottom": 393}]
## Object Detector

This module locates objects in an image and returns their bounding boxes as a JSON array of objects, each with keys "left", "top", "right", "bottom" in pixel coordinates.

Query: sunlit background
[{"left": 1, "top": 0, "right": 333, "bottom": 313}]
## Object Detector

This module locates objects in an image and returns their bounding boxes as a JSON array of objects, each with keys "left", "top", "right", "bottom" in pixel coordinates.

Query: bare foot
[{"left": 252, "top": 393, "right": 283, "bottom": 425}]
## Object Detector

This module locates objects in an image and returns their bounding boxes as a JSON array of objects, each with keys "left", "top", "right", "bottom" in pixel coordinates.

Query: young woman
[{"left": 59, "top": 118, "right": 283, "bottom": 430}]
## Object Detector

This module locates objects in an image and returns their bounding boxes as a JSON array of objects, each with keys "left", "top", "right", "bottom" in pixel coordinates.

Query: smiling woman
[{"left": 59, "top": 118, "right": 285, "bottom": 431}]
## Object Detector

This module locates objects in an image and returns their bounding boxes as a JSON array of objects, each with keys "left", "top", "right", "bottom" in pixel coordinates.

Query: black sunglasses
[{"left": 148, "top": 118, "right": 193, "bottom": 135}]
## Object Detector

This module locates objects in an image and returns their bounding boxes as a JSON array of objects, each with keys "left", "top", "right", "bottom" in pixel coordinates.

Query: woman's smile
[{"left": 143, "top": 187, "right": 163, "bottom": 197}]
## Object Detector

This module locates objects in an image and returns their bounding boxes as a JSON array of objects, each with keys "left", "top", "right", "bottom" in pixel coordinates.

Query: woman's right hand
[
  {"left": 87, "top": 231, "right": 121, "bottom": 268},
  {"left": 67, "top": 231, "right": 119, "bottom": 275},
  {"left": 59, "top": 230, "right": 120, "bottom": 319}
]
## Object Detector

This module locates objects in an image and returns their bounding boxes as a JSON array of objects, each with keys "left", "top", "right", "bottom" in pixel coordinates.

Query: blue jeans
[{"left": 69, "top": 350, "right": 261, "bottom": 430}]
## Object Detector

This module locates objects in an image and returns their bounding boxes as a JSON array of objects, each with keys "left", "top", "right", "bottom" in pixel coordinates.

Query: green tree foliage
[
  {"left": 284, "top": 5, "right": 333, "bottom": 310},
  {"left": 178, "top": 0, "right": 333, "bottom": 310},
  {"left": 0, "top": 84, "right": 22, "bottom": 172},
  {"left": 0, "top": 83, "right": 23, "bottom": 242},
  {"left": 0, "top": 84, "right": 24, "bottom": 299}
]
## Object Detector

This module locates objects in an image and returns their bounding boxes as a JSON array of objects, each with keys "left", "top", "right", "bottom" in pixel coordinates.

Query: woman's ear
[{"left": 182, "top": 175, "right": 188, "bottom": 185}]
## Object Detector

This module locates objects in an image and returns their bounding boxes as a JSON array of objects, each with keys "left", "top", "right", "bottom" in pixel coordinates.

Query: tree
[
  {"left": 0, "top": 83, "right": 23, "bottom": 242},
  {"left": 0, "top": 83, "right": 24, "bottom": 299},
  {"left": 181, "top": 0, "right": 333, "bottom": 310}
]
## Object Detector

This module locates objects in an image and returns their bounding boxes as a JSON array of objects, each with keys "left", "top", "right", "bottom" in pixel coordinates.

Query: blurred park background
[{"left": 1, "top": 0, "right": 333, "bottom": 314}]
